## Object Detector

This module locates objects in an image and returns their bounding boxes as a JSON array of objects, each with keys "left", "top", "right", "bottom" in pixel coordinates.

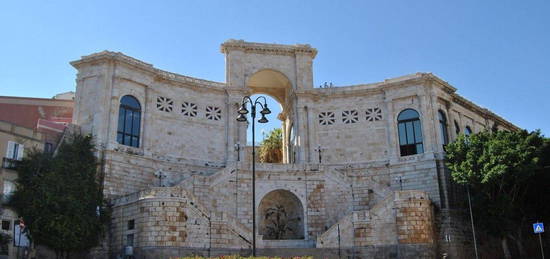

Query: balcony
[{"left": 2, "top": 157, "right": 19, "bottom": 170}]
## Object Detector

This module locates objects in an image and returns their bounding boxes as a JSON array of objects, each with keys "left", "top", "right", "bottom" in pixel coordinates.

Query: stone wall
[
  {"left": 394, "top": 191, "right": 435, "bottom": 244},
  {"left": 308, "top": 92, "right": 388, "bottom": 164},
  {"left": 110, "top": 187, "right": 252, "bottom": 258},
  {"left": 318, "top": 190, "right": 434, "bottom": 249},
  {"left": 101, "top": 150, "right": 222, "bottom": 197}
]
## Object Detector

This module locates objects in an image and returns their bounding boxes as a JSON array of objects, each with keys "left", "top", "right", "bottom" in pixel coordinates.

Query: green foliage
[
  {"left": 0, "top": 232, "right": 10, "bottom": 248},
  {"left": 0, "top": 195, "right": 10, "bottom": 248},
  {"left": 445, "top": 130, "right": 549, "bottom": 237},
  {"left": 259, "top": 128, "right": 282, "bottom": 163},
  {"left": 7, "top": 133, "right": 110, "bottom": 257}
]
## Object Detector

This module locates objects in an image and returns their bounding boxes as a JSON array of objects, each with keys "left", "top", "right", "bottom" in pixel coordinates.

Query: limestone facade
[{"left": 70, "top": 40, "right": 517, "bottom": 258}]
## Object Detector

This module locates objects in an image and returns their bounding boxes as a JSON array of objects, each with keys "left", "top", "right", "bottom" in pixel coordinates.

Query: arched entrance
[
  {"left": 258, "top": 189, "right": 305, "bottom": 240},
  {"left": 246, "top": 69, "right": 295, "bottom": 164}
]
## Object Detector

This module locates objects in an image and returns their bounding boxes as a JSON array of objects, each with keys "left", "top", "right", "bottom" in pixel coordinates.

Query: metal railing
[{"left": 2, "top": 157, "right": 18, "bottom": 170}]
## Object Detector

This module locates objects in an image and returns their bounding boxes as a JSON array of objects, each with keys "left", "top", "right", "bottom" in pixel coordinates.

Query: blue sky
[{"left": 1, "top": 0, "right": 549, "bottom": 140}]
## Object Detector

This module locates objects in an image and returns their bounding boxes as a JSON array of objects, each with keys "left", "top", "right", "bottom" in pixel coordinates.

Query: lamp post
[
  {"left": 467, "top": 185, "right": 479, "bottom": 259},
  {"left": 236, "top": 95, "right": 271, "bottom": 257}
]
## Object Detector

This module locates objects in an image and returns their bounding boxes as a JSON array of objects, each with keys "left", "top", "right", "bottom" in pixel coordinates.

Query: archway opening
[
  {"left": 245, "top": 69, "right": 293, "bottom": 164},
  {"left": 258, "top": 190, "right": 305, "bottom": 240}
]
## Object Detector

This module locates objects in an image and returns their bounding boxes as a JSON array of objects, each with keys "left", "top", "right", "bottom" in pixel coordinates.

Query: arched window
[
  {"left": 397, "top": 109, "right": 424, "bottom": 156},
  {"left": 464, "top": 126, "right": 472, "bottom": 136},
  {"left": 117, "top": 95, "right": 141, "bottom": 147},
  {"left": 438, "top": 110, "right": 449, "bottom": 147}
]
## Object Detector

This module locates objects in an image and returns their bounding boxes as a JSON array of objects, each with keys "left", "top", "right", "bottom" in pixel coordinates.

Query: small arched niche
[{"left": 258, "top": 189, "right": 305, "bottom": 240}]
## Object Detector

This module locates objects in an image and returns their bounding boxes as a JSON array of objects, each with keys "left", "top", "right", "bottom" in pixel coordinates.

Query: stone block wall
[
  {"left": 436, "top": 209, "right": 476, "bottom": 258},
  {"left": 390, "top": 157, "right": 442, "bottom": 208},
  {"left": 319, "top": 190, "right": 434, "bottom": 249},
  {"left": 110, "top": 187, "right": 251, "bottom": 258},
  {"left": 322, "top": 168, "right": 353, "bottom": 228},
  {"left": 395, "top": 191, "right": 435, "bottom": 244},
  {"left": 101, "top": 149, "right": 223, "bottom": 197},
  {"left": 309, "top": 92, "right": 389, "bottom": 164}
]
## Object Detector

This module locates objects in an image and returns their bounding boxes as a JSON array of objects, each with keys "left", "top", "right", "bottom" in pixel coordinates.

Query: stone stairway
[
  {"left": 174, "top": 166, "right": 254, "bottom": 245},
  {"left": 317, "top": 191, "right": 397, "bottom": 248}
]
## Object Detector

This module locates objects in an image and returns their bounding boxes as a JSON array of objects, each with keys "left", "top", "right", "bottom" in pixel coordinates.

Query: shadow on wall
[{"left": 258, "top": 189, "right": 304, "bottom": 240}]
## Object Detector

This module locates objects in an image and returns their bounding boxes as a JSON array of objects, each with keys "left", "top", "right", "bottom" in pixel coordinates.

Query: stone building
[{"left": 69, "top": 40, "right": 516, "bottom": 258}]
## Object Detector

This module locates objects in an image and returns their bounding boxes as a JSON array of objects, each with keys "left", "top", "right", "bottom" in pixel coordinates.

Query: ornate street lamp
[{"left": 236, "top": 95, "right": 270, "bottom": 256}]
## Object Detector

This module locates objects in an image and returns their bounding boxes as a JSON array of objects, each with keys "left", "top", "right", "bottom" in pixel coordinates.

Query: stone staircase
[
  {"left": 173, "top": 166, "right": 254, "bottom": 244},
  {"left": 317, "top": 191, "right": 397, "bottom": 248}
]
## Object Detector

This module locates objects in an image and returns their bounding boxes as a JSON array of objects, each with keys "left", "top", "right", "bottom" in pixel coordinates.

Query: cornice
[
  {"left": 220, "top": 39, "right": 318, "bottom": 58},
  {"left": 71, "top": 51, "right": 226, "bottom": 90},
  {"left": 301, "top": 73, "right": 429, "bottom": 99},
  {"left": 421, "top": 73, "right": 457, "bottom": 94},
  {"left": 451, "top": 94, "right": 519, "bottom": 131}
]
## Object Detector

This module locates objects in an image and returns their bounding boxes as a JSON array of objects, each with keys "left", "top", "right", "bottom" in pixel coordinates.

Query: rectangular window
[
  {"left": 1, "top": 220, "right": 9, "bottom": 230},
  {"left": 126, "top": 233, "right": 134, "bottom": 247},
  {"left": 44, "top": 142, "right": 53, "bottom": 153},
  {"left": 3, "top": 181, "right": 15, "bottom": 197},
  {"left": 6, "top": 141, "right": 24, "bottom": 160},
  {"left": 127, "top": 219, "right": 135, "bottom": 230},
  {"left": 398, "top": 120, "right": 424, "bottom": 157}
]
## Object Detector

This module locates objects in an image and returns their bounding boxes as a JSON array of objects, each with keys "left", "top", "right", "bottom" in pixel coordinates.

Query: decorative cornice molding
[
  {"left": 71, "top": 51, "right": 226, "bottom": 90},
  {"left": 220, "top": 39, "right": 318, "bottom": 58},
  {"left": 451, "top": 94, "right": 519, "bottom": 131}
]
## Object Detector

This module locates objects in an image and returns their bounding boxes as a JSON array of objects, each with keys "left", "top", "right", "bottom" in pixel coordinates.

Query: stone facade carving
[{"left": 70, "top": 40, "right": 517, "bottom": 258}]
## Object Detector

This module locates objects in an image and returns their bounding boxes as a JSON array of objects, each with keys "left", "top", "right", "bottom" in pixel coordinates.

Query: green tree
[
  {"left": 0, "top": 195, "right": 11, "bottom": 254},
  {"left": 259, "top": 128, "right": 283, "bottom": 163},
  {"left": 7, "top": 133, "right": 109, "bottom": 259},
  {"left": 445, "top": 130, "right": 548, "bottom": 258}
]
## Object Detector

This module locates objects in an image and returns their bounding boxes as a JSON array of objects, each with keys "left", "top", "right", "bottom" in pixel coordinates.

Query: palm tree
[{"left": 259, "top": 128, "right": 282, "bottom": 163}]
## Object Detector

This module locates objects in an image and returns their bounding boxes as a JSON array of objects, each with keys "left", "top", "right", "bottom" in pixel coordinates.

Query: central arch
[
  {"left": 246, "top": 69, "right": 295, "bottom": 163},
  {"left": 246, "top": 69, "right": 291, "bottom": 105},
  {"left": 258, "top": 189, "right": 305, "bottom": 240}
]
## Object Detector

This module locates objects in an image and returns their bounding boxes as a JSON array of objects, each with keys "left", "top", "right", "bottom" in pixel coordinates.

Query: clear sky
[{"left": 1, "top": 0, "right": 549, "bottom": 139}]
